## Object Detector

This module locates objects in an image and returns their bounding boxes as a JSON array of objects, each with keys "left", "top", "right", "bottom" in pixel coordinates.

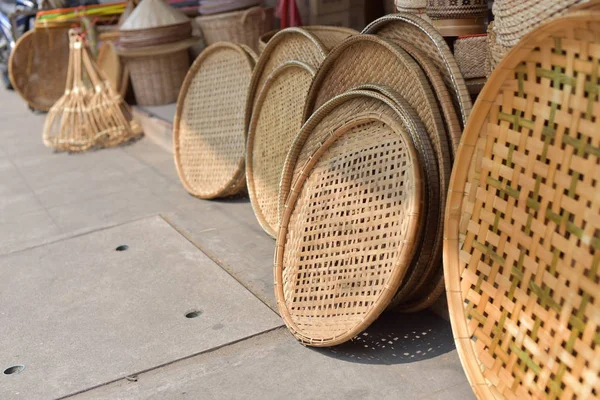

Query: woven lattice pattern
[
  {"left": 454, "top": 35, "right": 488, "bottom": 79},
  {"left": 446, "top": 16, "right": 600, "bottom": 400},
  {"left": 175, "top": 45, "right": 253, "bottom": 199},
  {"left": 278, "top": 120, "right": 422, "bottom": 345},
  {"left": 127, "top": 49, "right": 189, "bottom": 106},
  {"left": 9, "top": 28, "right": 70, "bottom": 111},
  {"left": 247, "top": 63, "right": 313, "bottom": 237},
  {"left": 363, "top": 14, "right": 472, "bottom": 127},
  {"left": 426, "top": 0, "right": 487, "bottom": 19}
]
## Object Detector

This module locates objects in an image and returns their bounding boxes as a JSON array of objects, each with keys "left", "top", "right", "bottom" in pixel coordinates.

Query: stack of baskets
[
  {"left": 117, "top": 0, "right": 198, "bottom": 105},
  {"left": 427, "top": 0, "right": 487, "bottom": 36},
  {"left": 195, "top": 2, "right": 274, "bottom": 52}
]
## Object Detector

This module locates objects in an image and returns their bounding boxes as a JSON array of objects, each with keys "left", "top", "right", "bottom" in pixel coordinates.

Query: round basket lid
[
  {"left": 276, "top": 89, "right": 425, "bottom": 346},
  {"left": 363, "top": 13, "right": 472, "bottom": 128},
  {"left": 245, "top": 26, "right": 357, "bottom": 131},
  {"left": 120, "top": 0, "right": 189, "bottom": 31},
  {"left": 246, "top": 61, "right": 316, "bottom": 238},
  {"left": 173, "top": 42, "right": 256, "bottom": 199},
  {"left": 444, "top": 13, "right": 600, "bottom": 400},
  {"left": 9, "top": 28, "right": 70, "bottom": 111}
]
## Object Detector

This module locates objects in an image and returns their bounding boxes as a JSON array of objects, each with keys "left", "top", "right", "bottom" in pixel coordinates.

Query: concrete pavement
[{"left": 0, "top": 88, "right": 473, "bottom": 400}]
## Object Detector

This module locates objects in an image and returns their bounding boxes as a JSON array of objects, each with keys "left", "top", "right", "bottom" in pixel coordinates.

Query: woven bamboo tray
[
  {"left": 363, "top": 13, "right": 472, "bottom": 128},
  {"left": 174, "top": 42, "right": 257, "bottom": 199},
  {"left": 299, "top": 37, "right": 451, "bottom": 277},
  {"left": 276, "top": 89, "right": 425, "bottom": 346},
  {"left": 245, "top": 26, "right": 357, "bottom": 134},
  {"left": 444, "top": 13, "right": 600, "bottom": 400},
  {"left": 195, "top": 6, "right": 274, "bottom": 52},
  {"left": 246, "top": 61, "right": 316, "bottom": 238},
  {"left": 9, "top": 28, "right": 70, "bottom": 111}
]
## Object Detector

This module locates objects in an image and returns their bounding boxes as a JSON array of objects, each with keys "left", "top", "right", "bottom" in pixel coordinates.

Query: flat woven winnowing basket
[
  {"left": 173, "top": 42, "right": 257, "bottom": 199},
  {"left": 246, "top": 60, "right": 315, "bottom": 238},
  {"left": 363, "top": 13, "right": 472, "bottom": 128},
  {"left": 444, "top": 13, "right": 600, "bottom": 400},
  {"left": 9, "top": 27, "right": 70, "bottom": 111},
  {"left": 276, "top": 89, "right": 425, "bottom": 347}
]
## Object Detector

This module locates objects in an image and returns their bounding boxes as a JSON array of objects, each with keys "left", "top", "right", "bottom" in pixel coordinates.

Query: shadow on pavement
[{"left": 316, "top": 310, "right": 455, "bottom": 365}]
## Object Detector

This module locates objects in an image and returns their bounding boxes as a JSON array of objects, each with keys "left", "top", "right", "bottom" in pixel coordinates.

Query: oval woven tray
[
  {"left": 363, "top": 13, "right": 472, "bottom": 128},
  {"left": 445, "top": 13, "right": 600, "bottom": 400},
  {"left": 173, "top": 42, "right": 257, "bottom": 199},
  {"left": 245, "top": 26, "right": 357, "bottom": 131},
  {"left": 9, "top": 28, "right": 70, "bottom": 111},
  {"left": 97, "top": 41, "right": 129, "bottom": 99},
  {"left": 276, "top": 89, "right": 425, "bottom": 346},
  {"left": 246, "top": 61, "right": 316, "bottom": 238}
]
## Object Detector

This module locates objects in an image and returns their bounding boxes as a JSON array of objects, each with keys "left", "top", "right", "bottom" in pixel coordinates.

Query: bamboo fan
[{"left": 43, "top": 30, "right": 141, "bottom": 152}]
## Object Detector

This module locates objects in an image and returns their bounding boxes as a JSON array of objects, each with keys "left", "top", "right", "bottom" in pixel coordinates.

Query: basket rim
[
  {"left": 196, "top": 5, "right": 273, "bottom": 22},
  {"left": 173, "top": 41, "right": 255, "bottom": 199},
  {"left": 363, "top": 12, "right": 473, "bottom": 127},
  {"left": 275, "top": 88, "right": 425, "bottom": 347},
  {"left": 246, "top": 60, "right": 316, "bottom": 239},
  {"left": 244, "top": 26, "right": 346, "bottom": 133},
  {"left": 116, "top": 36, "right": 200, "bottom": 57},
  {"left": 444, "top": 12, "right": 600, "bottom": 399}
]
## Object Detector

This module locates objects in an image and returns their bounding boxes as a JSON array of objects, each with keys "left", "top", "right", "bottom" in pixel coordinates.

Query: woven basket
[
  {"left": 258, "top": 29, "right": 277, "bottom": 52},
  {"left": 119, "top": 22, "right": 193, "bottom": 48},
  {"left": 198, "top": 0, "right": 262, "bottom": 15},
  {"left": 125, "top": 48, "right": 189, "bottom": 106},
  {"left": 426, "top": 0, "right": 487, "bottom": 20},
  {"left": 245, "top": 26, "right": 357, "bottom": 134},
  {"left": 195, "top": 6, "right": 274, "bottom": 52},
  {"left": 492, "top": 0, "right": 585, "bottom": 47},
  {"left": 294, "top": 35, "right": 450, "bottom": 309},
  {"left": 246, "top": 61, "right": 315, "bottom": 238},
  {"left": 363, "top": 13, "right": 472, "bottom": 128},
  {"left": 9, "top": 27, "right": 70, "bottom": 111},
  {"left": 445, "top": 13, "right": 600, "bottom": 400},
  {"left": 395, "top": 0, "right": 427, "bottom": 8},
  {"left": 276, "top": 89, "right": 426, "bottom": 346},
  {"left": 454, "top": 34, "right": 488, "bottom": 79},
  {"left": 174, "top": 42, "right": 256, "bottom": 199}
]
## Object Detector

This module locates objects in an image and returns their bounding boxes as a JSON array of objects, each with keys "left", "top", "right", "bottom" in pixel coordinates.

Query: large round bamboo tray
[
  {"left": 246, "top": 61, "right": 316, "bottom": 238},
  {"left": 9, "top": 28, "right": 70, "bottom": 111},
  {"left": 299, "top": 37, "right": 451, "bottom": 279},
  {"left": 276, "top": 89, "right": 425, "bottom": 346},
  {"left": 444, "top": 13, "right": 600, "bottom": 400},
  {"left": 195, "top": 6, "right": 274, "bottom": 52},
  {"left": 173, "top": 42, "right": 256, "bottom": 199},
  {"left": 245, "top": 26, "right": 358, "bottom": 130},
  {"left": 363, "top": 13, "right": 472, "bottom": 128}
]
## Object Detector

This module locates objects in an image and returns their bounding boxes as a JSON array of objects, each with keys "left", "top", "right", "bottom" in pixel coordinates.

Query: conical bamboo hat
[{"left": 120, "top": 0, "right": 189, "bottom": 31}]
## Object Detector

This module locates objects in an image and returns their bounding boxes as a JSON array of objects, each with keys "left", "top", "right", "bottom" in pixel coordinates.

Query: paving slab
[
  {"left": 0, "top": 216, "right": 282, "bottom": 400},
  {"left": 71, "top": 312, "right": 474, "bottom": 400}
]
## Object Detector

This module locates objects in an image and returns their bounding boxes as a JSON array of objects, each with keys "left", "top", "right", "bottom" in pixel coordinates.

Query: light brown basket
[
  {"left": 245, "top": 26, "right": 358, "bottom": 135},
  {"left": 395, "top": 0, "right": 427, "bottom": 8},
  {"left": 125, "top": 48, "right": 189, "bottom": 106},
  {"left": 363, "top": 13, "right": 472, "bottom": 128},
  {"left": 427, "top": 0, "right": 487, "bottom": 20},
  {"left": 454, "top": 34, "right": 488, "bottom": 79},
  {"left": 195, "top": 6, "right": 274, "bottom": 52},
  {"left": 276, "top": 89, "right": 425, "bottom": 347},
  {"left": 9, "top": 27, "right": 70, "bottom": 111},
  {"left": 173, "top": 42, "right": 257, "bottom": 199},
  {"left": 444, "top": 13, "right": 600, "bottom": 400},
  {"left": 246, "top": 61, "right": 316, "bottom": 238}
]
